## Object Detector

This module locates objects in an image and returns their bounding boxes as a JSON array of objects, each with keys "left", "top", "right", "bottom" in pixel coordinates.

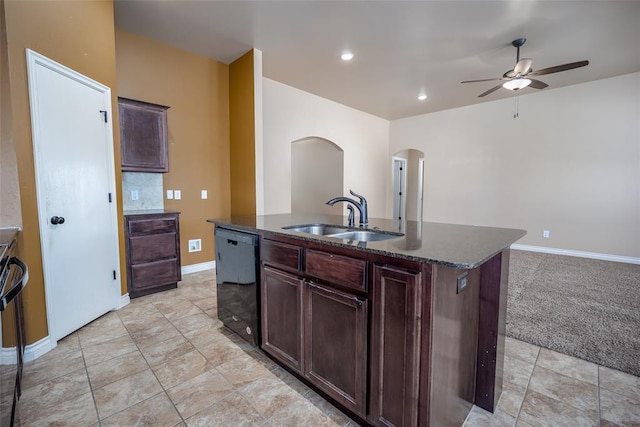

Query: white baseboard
[
  {"left": 1, "top": 335, "right": 54, "bottom": 365},
  {"left": 24, "top": 335, "right": 54, "bottom": 362},
  {"left": 511, "top": 244, "right": 640, "bottom": 265},
  {"left": 117, "top": 293, "right": 130, "bottom": 309},
  {"left": 0, "top": 346, "right": 16, "bottom": 365},
  {"left": 182, "top": 261, "right": 215, "bottom": 275}
]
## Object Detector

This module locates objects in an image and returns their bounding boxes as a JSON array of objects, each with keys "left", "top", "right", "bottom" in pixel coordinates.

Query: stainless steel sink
[
  {"left": 283, "top": 224, "right": 403, "bottom": 242},
  {"left": 324, "top": 230, "right": 402, "bottom": 242},
  {"left": 282, "top": 224, "right": 352, "bottom": 235}
]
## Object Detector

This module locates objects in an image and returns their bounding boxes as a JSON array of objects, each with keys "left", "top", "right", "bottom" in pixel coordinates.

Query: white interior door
[
  {"left": 26, "top": 50, "right": 121, "bottom": 341},
  {"left": 392, "top": 158, "right": 406, "bottom": 221}
]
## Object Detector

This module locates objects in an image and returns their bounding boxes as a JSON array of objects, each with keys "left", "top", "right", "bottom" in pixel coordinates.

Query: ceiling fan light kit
[
  {"left": 461, "top": 38, "right": 589, "bottom": 98},
  {"left": 503, "top": 78, "right": 531, "bottom": 91}
]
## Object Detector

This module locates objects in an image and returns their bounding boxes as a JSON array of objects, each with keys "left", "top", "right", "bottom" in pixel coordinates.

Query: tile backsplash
[{"left": 122, "top": 172, "right": 163, "bottom": 211}]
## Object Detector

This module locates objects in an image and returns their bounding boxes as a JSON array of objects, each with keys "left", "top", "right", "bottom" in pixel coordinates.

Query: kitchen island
[{"left": 208, "top": 214, "right": 525, "bottom": 427}]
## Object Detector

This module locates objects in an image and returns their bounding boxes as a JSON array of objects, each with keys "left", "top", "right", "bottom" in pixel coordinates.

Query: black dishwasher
[{"left": 214, "top": 226, "right": 260, "bottom": 346}]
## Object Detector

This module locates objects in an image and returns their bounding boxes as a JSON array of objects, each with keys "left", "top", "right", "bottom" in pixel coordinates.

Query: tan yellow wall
[
  {"left": 115, "top": 29, "right": 230, "bottom": 265},
  {"left": 3, "top": 0, "right": 124, "bottom": 344},
  {"left": 229, "top": 50, "right": 256, "bottom": 216}
]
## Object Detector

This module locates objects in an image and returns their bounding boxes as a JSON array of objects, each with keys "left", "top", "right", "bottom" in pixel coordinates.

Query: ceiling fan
[{"left": 462, "top": 38, "right": 589, "bottom": 97}]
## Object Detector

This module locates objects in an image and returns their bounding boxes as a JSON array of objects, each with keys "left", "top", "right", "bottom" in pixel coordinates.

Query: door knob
[{"left": 50, "top": 216, "right": 65, "bottom": 225}]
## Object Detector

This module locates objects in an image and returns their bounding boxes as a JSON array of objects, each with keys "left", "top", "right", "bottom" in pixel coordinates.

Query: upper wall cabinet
[{"left": 118, "top": 97, "right": 170, "bottom": 173}]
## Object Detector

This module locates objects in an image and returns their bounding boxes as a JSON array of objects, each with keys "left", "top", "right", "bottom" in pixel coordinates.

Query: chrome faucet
[{"left": 326, "top": 189, "right": 368, "bottom": 227}]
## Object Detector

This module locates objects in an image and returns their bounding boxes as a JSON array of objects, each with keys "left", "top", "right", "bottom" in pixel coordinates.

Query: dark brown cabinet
[
  {"left": 118, "top": 97, "right": 169, "bottom": 173},
  {"left": 261, "top": 238, "right": 370, "bottom": 419},
  {"left": 125, "top": 213, "right": 181, "bottom": 298},
  {"left": 261, "top": 266, "right": 304, "bottom": 373},
  {"left": 369, "top": 265, "right": 423, "bottom": 427},
  {"left": 304, "top": 281, "right": 367, "bottom": 416},
  {"left": 259, "top": 232, "right": 496, "bottom": 427}
]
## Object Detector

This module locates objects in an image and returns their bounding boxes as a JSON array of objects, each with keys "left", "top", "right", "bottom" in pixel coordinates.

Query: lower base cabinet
[
  {"left": 260, "top": 234, "right": 494, "bottom": 427},
  {"left": 369, "top": 265, "right": 423, "bottom": 426},
  {"left": 124, "top": 212, "right": 181, "bottom": 298},
  {"left": 261, "top": 265, "right": 368, "bottom": 418},
  {"left": 304, "top": 281, "right": 367, "bottom": 416},
  {"left": 261, "top": 266, "right": 303, "bottom": 373}
]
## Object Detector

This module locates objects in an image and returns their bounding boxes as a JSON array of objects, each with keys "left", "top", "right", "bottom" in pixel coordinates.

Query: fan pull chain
[{"left": 514, "top": 96, "right": 519, "bottom": 119}]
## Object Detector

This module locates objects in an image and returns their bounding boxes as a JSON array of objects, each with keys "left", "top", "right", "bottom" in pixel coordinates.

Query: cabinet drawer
[
  {"left": 129, "top": 233, "right": 177, "bottom": 264},
  {"left": 261, "top": 239, "right": 302, "bottom": 271},
  {"left": 127, "top": 217, "right": 177, "bottom": 235},
  {"left": 306, "top": 250, "right": 368, "bottom": 292},
  {"left": 131, "top": 259, "right": 179, "bottom": 290}
]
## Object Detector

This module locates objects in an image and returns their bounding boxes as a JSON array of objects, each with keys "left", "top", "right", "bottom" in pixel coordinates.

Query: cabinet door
[
  {"left": 119, "top": 97, "right": 169, "bottom": 172},
  {"left": 261, "top": 266, "right": 304, "bottom": 373},
  {"left": 304, "top": 281, "right": 368, "bottom": 417},
  {"left": 369, "top": 265, "right": 423, "bottom": 427}
]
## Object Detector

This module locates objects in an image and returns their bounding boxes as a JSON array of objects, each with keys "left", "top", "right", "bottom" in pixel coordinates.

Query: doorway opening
[
  {"left": 391, "top": 149, "right": 425, "bottom": 222},
  {"left": 291, "top": 137, "right": 344, "bottom": 214}
]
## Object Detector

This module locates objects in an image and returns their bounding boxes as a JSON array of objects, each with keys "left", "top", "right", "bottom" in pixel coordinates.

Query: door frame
[
  {"left": 417, "top": 157, "right": 425, "bottom": 221},
  {"left": 26, "top": 49, "right": 122, "bottom": 343}
]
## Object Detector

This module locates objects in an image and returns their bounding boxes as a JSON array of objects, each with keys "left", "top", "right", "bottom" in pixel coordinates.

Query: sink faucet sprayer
[{"left": 326, "top": 190, "right": 368, "bottom": 228}]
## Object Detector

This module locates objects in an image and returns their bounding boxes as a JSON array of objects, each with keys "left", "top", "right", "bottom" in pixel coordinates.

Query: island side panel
[
  {"left": 475, "top": 249, "right": 509, "bottom": 411},
  {"left": 427, "top": 265, "right": 480, "bottom": 426}
]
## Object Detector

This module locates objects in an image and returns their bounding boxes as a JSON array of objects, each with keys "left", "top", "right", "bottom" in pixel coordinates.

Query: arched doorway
[{"left": 291, "top": 137, "right": 344, "bottom": 214}]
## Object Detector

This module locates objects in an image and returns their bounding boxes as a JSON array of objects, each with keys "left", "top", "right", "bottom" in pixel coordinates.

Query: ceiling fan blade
[
  {"left": 478, "top": 84, "right": 503, "bottom": 98},
  {"left": 513, "top": 58, "right": 533, "bottom": 76},
  {"left": 528, "top": 79, "right": 549, "bottom": 89},
  {"left": 529, "top": 60, "right": 589, "bottom": 76},
  {"left": 461, "top": 77, "right": 502, "bottom": 84}
]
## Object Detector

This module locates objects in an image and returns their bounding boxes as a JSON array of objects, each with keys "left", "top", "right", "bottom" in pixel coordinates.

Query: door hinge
[
  {"left": 113, "top": 270, "right": 116, "bottom": 280},
  {"left": 108, "top": 192, "right": 112, "bottom": 203},
  {"left": 99, "top": 110, "right": 108, "bottom": 123}
]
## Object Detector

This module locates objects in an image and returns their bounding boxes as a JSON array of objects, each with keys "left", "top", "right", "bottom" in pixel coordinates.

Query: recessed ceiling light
[
  {"left": 341, "top": 51, "right": 354, "bottom": 61},
  {"left": 417, "top": 93, "right": 428, "bottom": 101}
]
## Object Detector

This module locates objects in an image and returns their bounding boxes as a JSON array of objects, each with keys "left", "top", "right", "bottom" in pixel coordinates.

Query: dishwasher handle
[
  {"left": 0, "top": 257, "right": 28, "bottom": 311},
  {"left": 215, "top": 228, "right": 257, "bottom": 246}
]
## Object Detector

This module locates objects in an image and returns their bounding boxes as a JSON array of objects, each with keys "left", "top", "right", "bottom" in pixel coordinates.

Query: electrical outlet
[
  {"left": 166, "top": 190, "right": 173, "bottom": 200},
  {"left": 174, "top": 190, "right": 181, "bottom": 200},
  {"left": 188, "top": 238, "right": 201, "bottom": 252},
  {"left": 457, "top": 272, "right": 468, "bottom": 294},
  {"left": 131, "top": 190, "right": 139, "bottom": 201},
  {"left": 201, "top": 190, "right": 208, "bottom": 199},
  {"left": 543, "top": 230, "right": 550, "bottom": 238}
]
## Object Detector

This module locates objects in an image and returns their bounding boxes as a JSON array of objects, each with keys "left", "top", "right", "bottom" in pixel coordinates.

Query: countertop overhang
[{"left": 208, "top": 214, "right": 526, "bottom": 269}]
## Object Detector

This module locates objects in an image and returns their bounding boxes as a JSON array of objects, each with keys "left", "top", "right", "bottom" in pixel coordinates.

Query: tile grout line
[
  {"left": 78, "top": 333, "right": 103, "bottom": 426},
  {"left": 513, "top": 345, "right": 540, "bottom": 423},
  {"left": 123, "top": 298, "right": 189, "bottom": 425}
]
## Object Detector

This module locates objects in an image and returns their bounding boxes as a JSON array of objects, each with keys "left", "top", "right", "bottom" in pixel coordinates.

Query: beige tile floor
[{"left": 17, "top": 269, "right": 640, "bottom": 426}]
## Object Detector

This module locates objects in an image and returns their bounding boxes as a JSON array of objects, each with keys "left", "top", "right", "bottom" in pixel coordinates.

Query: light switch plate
[
  {"left": 201, "top": 190, "right": 207, "bottom": 199},
  {"left": 174, "top": 190, "right": 181, "bottom": 200},
  {"left": 166, "top": 190, "right": 173, "bottom": 200}
]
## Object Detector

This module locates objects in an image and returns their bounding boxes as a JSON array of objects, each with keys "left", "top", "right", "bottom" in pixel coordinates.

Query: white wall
[
  {"left": 291, "top": 138, "right": 344, "bottom": 214},
  {"left": 262, "top": 78, "right": 390, "bottom": 217},
  {"left": 390, "top": 72, "right": 640, "bottom": 258}
]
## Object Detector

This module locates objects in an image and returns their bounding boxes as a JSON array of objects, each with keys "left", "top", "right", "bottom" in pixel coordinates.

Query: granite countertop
[
  {"left": 208, "top": 214, "right": 526, "bottom": 269},
  {"left": 124, "top": 209, "right": 181, "bottom": 216}
]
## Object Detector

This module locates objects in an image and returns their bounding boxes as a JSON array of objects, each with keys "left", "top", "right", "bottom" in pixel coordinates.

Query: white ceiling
[{"left": 114, "top": 1, "right": 640, "bottom": 120}]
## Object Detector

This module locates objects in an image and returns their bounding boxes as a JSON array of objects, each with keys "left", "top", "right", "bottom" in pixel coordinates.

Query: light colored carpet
[{"left": 506, "top": 249, "right": 640, "bottom": 377}]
